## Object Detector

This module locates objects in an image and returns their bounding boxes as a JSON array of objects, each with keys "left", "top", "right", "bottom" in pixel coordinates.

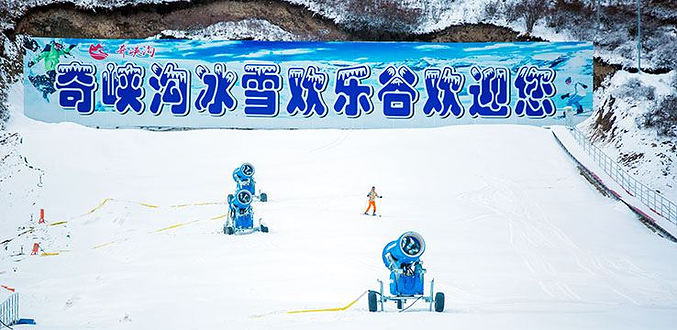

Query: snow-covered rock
[
  {"left": 155, "top": 19, "right": 297, "bottom": 41},
  {"left": 581, "top": 70, "right": 677, "bottom": 201}
]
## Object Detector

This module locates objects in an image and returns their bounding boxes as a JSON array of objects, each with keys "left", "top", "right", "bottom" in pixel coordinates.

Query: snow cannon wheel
[
  {"left": 260, "top": 192, "right": 268, "bottom": 202},
  {"left": 227, "top": 194, "right": 234, "bottom": 204},
  {"left": 368, "top": 291, "right": 378, "bottom": 312},
  {"left": 434, "top": 292, "right": 445, "bottom": 312},
  {"left": 396, "top": 300, "right": 404, "bottom": 310},
  {"left": 225, "top": 226, "right": 234, "bottom": 235},
  {"left": 260, "top": 224, "right": 269, "bottom": 233}
]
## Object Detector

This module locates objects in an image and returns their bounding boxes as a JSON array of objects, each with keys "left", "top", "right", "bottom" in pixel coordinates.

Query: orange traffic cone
[{"left": 31, "top": 243, "right": 40, "bottom": 255}]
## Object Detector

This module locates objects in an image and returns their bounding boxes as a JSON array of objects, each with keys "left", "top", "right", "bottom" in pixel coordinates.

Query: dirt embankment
[
  {"left": 10, "top": 1, "right": 548, "bottom": 42},
  {"left": 11, "top": 0, "right": 348, "bottom": 40},
  {"left": 594, "top": 60, "right": 620, "bottom": 90}
]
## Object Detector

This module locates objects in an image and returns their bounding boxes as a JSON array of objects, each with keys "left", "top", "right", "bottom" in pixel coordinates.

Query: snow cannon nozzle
[
  {"left": 234, "top": 163, "right": 255, "bottom": 180},
  {"left": 382, "top": 231, "right": 425, "bottom": 271},
  {"left": 232, "top": 189, "right": 252, "bottom": 209},
  {"left": 232, "top": 163, "right": 257, "bottom": 196}
]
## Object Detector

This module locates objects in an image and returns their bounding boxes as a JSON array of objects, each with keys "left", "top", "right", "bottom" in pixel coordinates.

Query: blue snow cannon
[
  {"left": 233, "top": 163, "right": 256, "bottom": 195},
  {"left": 369, "top": 232, "right": 444, "bottom": 312},
  {"left": 228, "top": 163, "right": 267, "bottom": 202},
  {"left": 224, "top": 189, "right": 268, "bottom": 235},
  {"left": 383, "top": 231, "right": 426, "bottom": 296}
]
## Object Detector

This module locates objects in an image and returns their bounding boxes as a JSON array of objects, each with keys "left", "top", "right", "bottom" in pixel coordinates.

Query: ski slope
[{"left": 2, "top": 111, "right": 677, "bottom": 329}]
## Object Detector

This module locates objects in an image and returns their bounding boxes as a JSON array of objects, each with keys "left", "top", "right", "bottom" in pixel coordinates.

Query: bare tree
[
  {"left": 505, "top": 0, "right": 552, "bottom": 33},
  {"left": 342, "top": 0, "right": 422, "bottom": 33}
]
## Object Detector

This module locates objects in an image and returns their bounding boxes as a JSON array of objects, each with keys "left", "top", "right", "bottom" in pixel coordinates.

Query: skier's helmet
[{"left": 565, "top": 77, "right": 572, "bottom": 84}]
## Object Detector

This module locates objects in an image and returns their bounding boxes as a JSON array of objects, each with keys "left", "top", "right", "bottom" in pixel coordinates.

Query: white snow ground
[{"left": 2, "top": 85, "right": 677, "bottom": 329}]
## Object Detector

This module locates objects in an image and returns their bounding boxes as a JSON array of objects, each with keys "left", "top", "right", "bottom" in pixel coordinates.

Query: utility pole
[
  {"left": 592, "top": 0, "right": 601, "bottom": 43},
  {"left": 637, "top": 0, "right": 641, "bottom": 73}
]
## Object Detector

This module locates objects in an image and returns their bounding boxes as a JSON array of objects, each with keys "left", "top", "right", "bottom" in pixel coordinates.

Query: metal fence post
[
  {"left": 0, "top": 293, "right": 20, "bottom": 328},
  {"left": 564, "top": 106, "right": 574, "bottom": 128}
]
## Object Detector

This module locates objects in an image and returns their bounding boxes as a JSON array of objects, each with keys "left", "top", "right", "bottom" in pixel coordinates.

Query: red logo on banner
[{"left": 89, "top": 44, "right": 108, "bottom": 60}]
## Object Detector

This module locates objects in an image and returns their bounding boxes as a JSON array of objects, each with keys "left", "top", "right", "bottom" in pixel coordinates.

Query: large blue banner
[{"left": 23, "top": 37, "right": 593, "bottom": 129}]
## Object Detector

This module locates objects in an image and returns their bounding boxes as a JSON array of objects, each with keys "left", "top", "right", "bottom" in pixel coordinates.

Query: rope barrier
[
  {"left": 86, "top": 198, "right": 113, "bottom": 215},
  {"left": 210, "top": 214, "right": 228, "bottom": 220},
  {"left": 92, "top": 241, "right": 117, "bottom": 250},
  {"left": 21, "top": 198, "right": 229, "bottom": 255},
  {"left": 84, "top": 198, "right": 221, "bottom": 216},
  {"left": 153, "top": 213, "right": 227, "bottom": 233},
  {"left": 138, "top": 203, "right": 159, "bottom": 208},
  {"left": 170, "top": 202, "right": 223, "bottom": 208},
  {"left": 251, "top": 290, "right": 368, "bottom": 318},
  {"left": 286, "top": 290, "right": 368, "bottom": 314},
  {"left": 153, "top": 219, "right": 202, "bottom": 233}
]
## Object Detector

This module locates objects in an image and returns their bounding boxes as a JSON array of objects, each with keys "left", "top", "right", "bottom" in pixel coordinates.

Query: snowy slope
[
  {"left": 580, "top": 70, "right": 677, "bottom": 202},
  {"left": 1, "top": 86, "right": 677, "bottom": 329}
]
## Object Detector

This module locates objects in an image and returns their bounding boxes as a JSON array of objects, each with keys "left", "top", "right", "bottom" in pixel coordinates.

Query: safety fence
[
  {"left": 568, "top": 127, "right": 677, "bottom": 226},
  {"left": 0, "top": 293, "right": 19, "bottom": 328}
]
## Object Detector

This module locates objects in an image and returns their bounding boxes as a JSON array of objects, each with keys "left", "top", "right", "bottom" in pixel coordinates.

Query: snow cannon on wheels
[
  {"left": 227, "top": 163, "right": 268, "bottom": 203},
  {"left": 224, "top": 189, "right": 269, "bottom": 235},
  {"left": 368, "top": 231, "right": 445, "bottom": 312}
]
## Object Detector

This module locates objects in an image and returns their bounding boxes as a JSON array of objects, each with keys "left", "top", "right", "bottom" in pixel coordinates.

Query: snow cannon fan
[
  {"left": 228, "top": 163, "right": 268, "bottom": 203},
  {"left": 382, "top": 231, "right": 426, "bottom": 270},
  {"left": 232, "top": 163, "right": 255, "bottom": 195},
  {"left": 368, "top": 232, "right": 445, "bottom": 312},
  {"left": 224, "top": 189, "right": 268, "bottom": 235}
]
